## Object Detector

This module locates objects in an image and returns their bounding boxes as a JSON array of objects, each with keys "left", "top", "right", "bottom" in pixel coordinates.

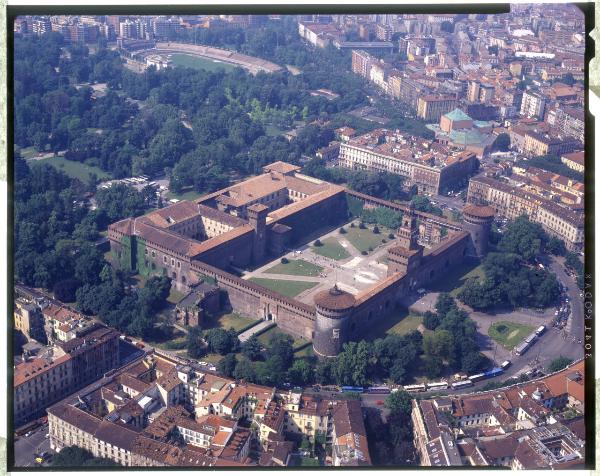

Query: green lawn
[
  {"left": 201, "top": 352, "right": 233, "bottom": 364},
  {"left": 167, "top": 187, "right": 204, "bottom": 201},
  {"left": 264, "top": 259, "right": 323, "bottom": 277},
  {"left": 294, "top": 344, "right": 314, "bottom": 358},
  {"left": 388, "top": 314, "right": 424, "bottom": 335},
  {"left": 256, "top": 325, "right": 308, "bottom": 349},
  {"left": 167, "top": 288, "right": 185, "bottom": 305},
  {"left": 32, "top": 156, "right": 111, "bottom": 182},
  {"left": 265, "top": 124, "right": 284, "bottom": 137},
  {"left": 203, "top": 312, "right": 260, "bottom": 333},
  {"left": 488, "top": 321, "right": 535, "bottom": 350},
  {"left": 146, "top": 328, "right": 187, "bottom": 351},
  {"left": 344, "top": 227, "right": 387, "bottom": 253},
  {"left": 428, "top": 259, "right": 485, "bottom": 297},
  {"left": 312, "top": 237, "right": 350, "bottom": 261},
  {"left": 248, "top": 277, "right": 318, "bottom": 298},
  {"left": 19, "top": 146, "right": 39, "bottom": 159},
  {"left": 363, "top": 308, "right": 423, "bottom": 341},
  {"left": 170, "top": 53, "right": 238, "bottom": 72}
]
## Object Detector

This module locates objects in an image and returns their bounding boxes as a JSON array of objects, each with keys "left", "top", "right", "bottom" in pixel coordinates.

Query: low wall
[{"left": 345, "top": 189, "right": 463, "bottom": 232}]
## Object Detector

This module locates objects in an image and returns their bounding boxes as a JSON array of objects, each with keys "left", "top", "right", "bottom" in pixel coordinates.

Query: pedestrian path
[{"left": 238, "top": 320, "right": 272, "bottom": 343}]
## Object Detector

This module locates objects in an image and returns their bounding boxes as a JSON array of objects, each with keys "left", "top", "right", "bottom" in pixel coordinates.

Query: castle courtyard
[{"left": 240, "top": 219, "right": 405, "bottom": 306}]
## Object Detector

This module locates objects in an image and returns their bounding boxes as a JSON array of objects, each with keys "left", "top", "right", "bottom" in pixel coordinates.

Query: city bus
[
  {"left": 451, "top": 380, "right": 474, "bottom": 390},
  {"left": 367, "top": 386, "right": 391, "bottom": 394},
  {"left": 514, "top": 340, "right": 532, "bottom": 356},
  {"left": 341, "top": 386, "right": 364, "bottom": 393},
  {"left": 426, "top": 381, "right": 449, "bottom": 391},
  {"left": 468, "top": 373, "right": 486, "bottom": 382},
  {"left": 403, "top": 384, "right": 427, "bottom": 393},
  {"left": 524, "top": 332, "right": 538, "bottom": 344},
  {"left": 483, "top": 368, "right": 504, "bottom": 379}
]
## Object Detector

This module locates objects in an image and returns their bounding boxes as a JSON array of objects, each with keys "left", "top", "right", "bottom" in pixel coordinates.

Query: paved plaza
[{"left": 242, "top": 221, "right": 400, "bottom": 304}]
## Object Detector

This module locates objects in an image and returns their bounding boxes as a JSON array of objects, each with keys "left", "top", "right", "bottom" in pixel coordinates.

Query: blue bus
[
  {"left": 341, "top": 386, "right": 364, "bottom": 393},
  {"left": 483, "top": 367, "right": 504, "bottom": 379}
]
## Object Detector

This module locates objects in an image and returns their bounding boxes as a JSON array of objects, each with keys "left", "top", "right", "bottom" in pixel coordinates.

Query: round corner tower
[
  {"left": 312, "top": 285, "right": 355, "bottom": 358},
  {"left": 462, "top": 204, "right": 495, "bottom": 258}
]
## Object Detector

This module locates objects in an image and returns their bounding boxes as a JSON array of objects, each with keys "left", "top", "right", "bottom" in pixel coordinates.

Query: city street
[
  {"left": 547, "top": 255, "right": 584, "bottom": 340},
  {"left": 14, "top": 424, "right": 51, "bottom": 468}
]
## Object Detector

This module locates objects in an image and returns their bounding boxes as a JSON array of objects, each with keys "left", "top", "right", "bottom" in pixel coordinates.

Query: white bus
[
  {"left": 524, "top": 332, "right": 538, "bottom": 344},
  {"left": 403, "top": 384, "right": 427, "bottom": 393},
  {"left": 468, "top": 373, "right": 485, "bottom": 382},
  {"left": 427, "top": 381, "right": 449, "bottom": 391},
  {"left": 535, "top": 325, "right": 546, "bottom": 336},
  {"left": 451, "top": 380, "right": 473, "bottom": 390},
  {"left": 514, "top": 341, "right": 532, "bottom": 356}
]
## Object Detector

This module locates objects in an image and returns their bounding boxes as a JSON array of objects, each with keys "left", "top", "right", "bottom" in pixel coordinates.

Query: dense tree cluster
[
  {"left": 15, "top": 29, "right": 370, "bottom": 194},
  {"left": 410, "top": 195, "right": 443, "bottom": 217},
  {"left": 14, "top": 153, "right": 157, "bottom": 323},
  {"left": 546, "top": 356, "right": 573, "bottom": 373},
  {"left": 564, "top": 251, "right": 584, "bottom": 289},
  {"left": 205, "top": 328, "right": 240, "bottom": 355},
  {"left": 51, "top": 446, "right": 118, "bottom": 467},
  {"left": 458, "top": 252, "right": 559, "bottom": 310},
  {"left": 302, "top": 157, "right": 408, "bottom": 201},
  {"left": 313, "top": 330, "right": 422, "bottom": 387},
  {"left": 14, "top": 156, "right": 108, "bottom": 292},
  {"left": 77, "top": 273, "right": 171, "bottom": 339},
  {"left": 458, "top": 216, "right": 561, "bottom": 310},
  {"left": 230, "top": 332, "right": 299, "bottom": 387},
  {"left": 420, "top": 294, "right": 487, "bottom": 377},
  {"left": 365, "top": 391, "right": 416, "bottom": 465},
  {"left": 360, "top": 208, "right": 403, "bottom": 229}
]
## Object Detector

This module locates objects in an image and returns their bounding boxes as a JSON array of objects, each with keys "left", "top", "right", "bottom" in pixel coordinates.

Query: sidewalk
[{"left": 238, "top": 320, "right": 272, "bottom": 343}]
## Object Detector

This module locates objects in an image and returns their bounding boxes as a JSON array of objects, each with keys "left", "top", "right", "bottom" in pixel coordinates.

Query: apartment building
[
  {"left": 417, "top": 95, "right": 458, "bottom": 122},
  {"left": 14, "top": 323, "right": 120, "bottom": 426},
  {"left": 14, "top": 298, "right": 46, "bottom": 343},
  {"left": 281, "top": 392, "right": 331, "bottom": 442},
  {"left": 522, "top": 130, "right": 581, "bottom": 157},
  {"left": 547, "top": 106, "right": 585, "bottom": 143},
  {"left": 351, "top": 49, "right": 376, "bottom": 78},
  {"left": 331, "top": 400, "right": 372, "bottom": 466},
  {"left": 467, "top": 175, "right": 584, "bottom": 250},
  {"left": 338, "top": 129, "right": 478, "bottom": 194},
  {"left": 561, "top": 151, "right": 584, "bottom": 173},
  {"left": 520, "top": 90, "right": 546, "bottom": 119}
]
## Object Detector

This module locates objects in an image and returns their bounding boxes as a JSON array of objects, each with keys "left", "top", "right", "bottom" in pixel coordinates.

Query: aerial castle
[{"left": 108, "top": 162, "right": 493, "bottom": 357}]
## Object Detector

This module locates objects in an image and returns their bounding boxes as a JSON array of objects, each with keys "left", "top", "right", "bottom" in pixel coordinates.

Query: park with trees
[{"left": 458, "top": 216, "right": 563, "bottom": 311}]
